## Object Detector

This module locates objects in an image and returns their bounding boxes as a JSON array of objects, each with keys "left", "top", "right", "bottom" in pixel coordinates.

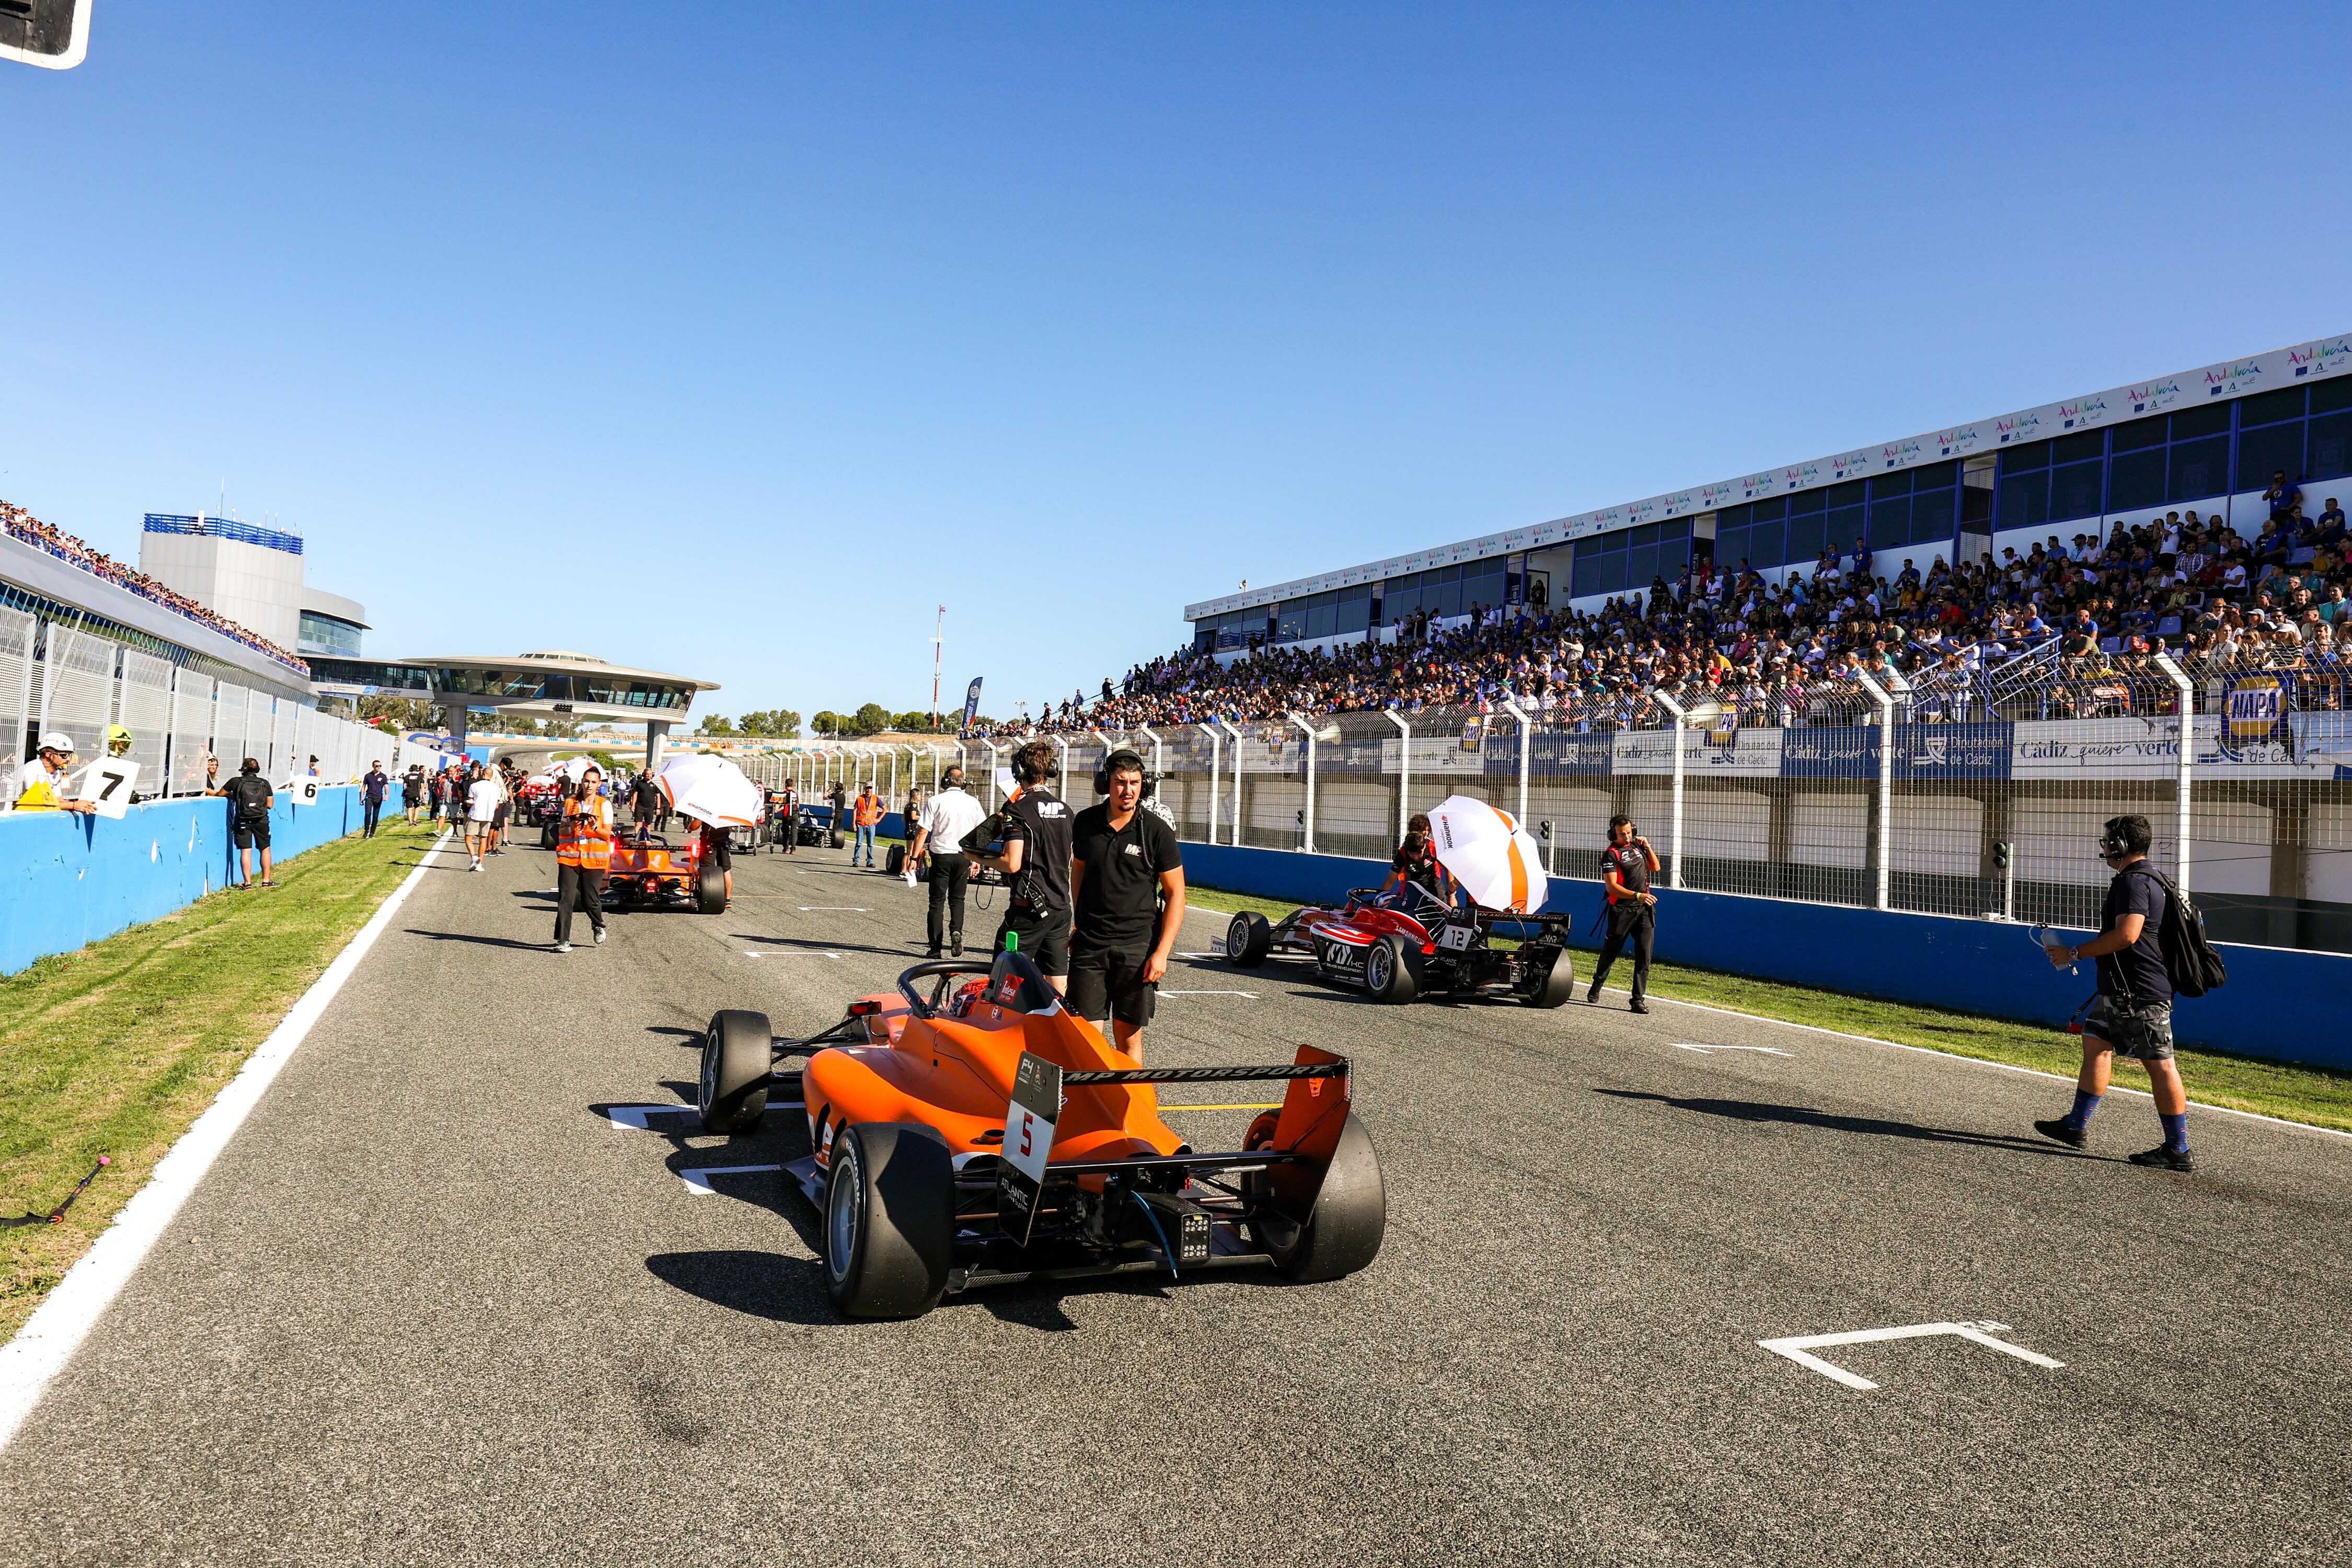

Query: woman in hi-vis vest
[{"left": 553, "top": 766, "right": 613, "bottom": 953}]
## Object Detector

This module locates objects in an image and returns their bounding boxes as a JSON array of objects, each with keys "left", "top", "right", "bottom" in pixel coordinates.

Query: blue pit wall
[
  {"left": 1176, "top": 841, "right": 2349, "bottom": 1073},
  {"left": 0, "top": 786, "right": 385, "bottom": 977}
]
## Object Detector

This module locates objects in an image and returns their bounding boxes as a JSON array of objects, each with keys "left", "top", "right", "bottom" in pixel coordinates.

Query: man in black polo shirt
[
  {"left": 1068, "top": 750, "right": 1185, "bottom": 1061},
  {"left": 207, "top": 756, "right": 278, "bottom": 889},
  {"left": 967, "top": 739, "right": 1074, "bottom": 990}
]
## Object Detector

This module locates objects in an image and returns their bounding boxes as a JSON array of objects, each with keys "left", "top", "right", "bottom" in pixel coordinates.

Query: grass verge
[
  {"left": 1185, "top": 883, "right": 2352, "bottom": 1136},
  {"left": 1, "top": 824, "right": 440, "bottom": 1342}
]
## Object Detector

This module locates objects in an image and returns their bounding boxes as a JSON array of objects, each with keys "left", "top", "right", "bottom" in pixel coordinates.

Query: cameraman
[
  {"left": 207, "top": 756, "right": 276, "bottom": 888},
  {"left": 1586, "top": 814, "right": 1658, "bottom": 1013},
  {"left": 2034, "top": 814, "right": 2194, "bottom": 1171},
  {"left": 1068, "top": 750, "right": 1185, "bottom": 1062},
  {"left": 909, "top": 765, "right": 984, "bottom": 958},
  {"left": 966, "top": 739, "right": 1074, "bottom": 990}
]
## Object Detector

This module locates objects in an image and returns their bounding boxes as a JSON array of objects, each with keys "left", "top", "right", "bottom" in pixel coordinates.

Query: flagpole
[{"left": 930, "top": 605, "right": 945, "bottom": 730}]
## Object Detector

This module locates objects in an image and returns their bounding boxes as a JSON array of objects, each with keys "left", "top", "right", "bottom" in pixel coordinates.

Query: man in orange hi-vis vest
[
  {"left": 553, "top": 766, "right": 613, "bottom": 953},
  {"left": 852, "top": 783, "right": 883, "bottom": 868}
]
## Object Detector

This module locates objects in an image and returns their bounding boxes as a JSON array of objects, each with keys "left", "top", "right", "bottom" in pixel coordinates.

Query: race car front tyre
[
  {"left": 1520, "top": 946, "right": 1576, "bottom": 1008},
  {"left": 1225, "top": 910, "right": 1273, "bottom": 969},
  {"left": 884, "top": 844, "right": 905, "bottom": 878},
  {"left": 540, "top": 822, "right": 557, "bottom": 850},
  {"left": 1363, "top": 933, "right": 1419, "bottom": 1004},
  {"left": 696, "top": 862, "right": 727, "bottom": 914},
  {"left": 824, "top": 1122, "right": 953, "bottom": 1319},
  {"left": 698, "top": 1008, "right": 773, "bottom": 1135},
  {"left": 1243, "top": 1110, "right": 1386, "bottom": 1284}
]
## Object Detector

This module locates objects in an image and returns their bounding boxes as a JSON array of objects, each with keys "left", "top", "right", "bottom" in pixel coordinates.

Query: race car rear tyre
[
  {"left": 696, "top": 862, "right": 727, "bottom": 914},
  {"left": 1244, "top": 1111, "right": 1386, "bottom": 1284},
  {"left": 540, "top": 822, "right": 557, "bottom": 850},
  {"left": 1521, "top": 946, "right": 1576, "bottom": 1009},
  {"left": 884, "top": 844, "right": 905, "bottom": 878},
  {"left": 698, "top": 1008, "right": 772, "bottom": 1136},
  {"left": 1363, "top": 934, "right": 1419, "bottom": 1004},
  {"left": 825, "top": 1122, "right": 953, "bottom": 1319},
  {"left": 1225, "top": 911, "right": 1272, "bottom": 969}
]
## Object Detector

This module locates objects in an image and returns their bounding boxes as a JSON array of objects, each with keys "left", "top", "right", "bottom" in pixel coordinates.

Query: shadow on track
[
  {"left": 406, "top": 928, "right": 559, "bottom": 952},
  {"left": 734, "top": 933, "right": 924, "bottom": 960},
  {"left": 644, "top": 1250, "right": 838, "bottom": 1325},
  {"left": 1595, "top": 1088, "right": 2072, "bottom": 1155}
]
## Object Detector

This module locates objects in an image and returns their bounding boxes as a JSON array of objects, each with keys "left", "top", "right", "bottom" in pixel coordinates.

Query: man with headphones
[
  {"left": 1068, "top": 747, "right": 1186, "bottom": 1062},
  {"left": 2034, "top": 813, "right": 2195, "bottom": 1171},
  {"left": 909, "top": 764, "right": 985, "bottom": 958},
  {"left": 966, "top": 739, "right": 1075, "bottom": 990}
]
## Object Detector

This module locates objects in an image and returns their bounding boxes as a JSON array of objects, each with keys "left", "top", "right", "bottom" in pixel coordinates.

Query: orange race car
[
  {"left": 603, "top": 829, "right": 730, "bottom": 913},
  {"left": 696, "top": 951, "right": 1386, "bottom": 1318}
]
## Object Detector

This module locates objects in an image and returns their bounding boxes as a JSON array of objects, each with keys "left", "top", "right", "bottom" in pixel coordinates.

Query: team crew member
[
  {"left": 1586, "top": 814, "right": 1658, "bottom": 1013},
  {"left": 909, "top": 766, "right": 984, "bottom": 957},
  {"left": 1377, "top": 812, "right": 1450, "bottom": 911},
  {"left": 778, "top": 779, "right": 799, "bottom": 854},
  {"left": 967, "top": 740, "right": 1074, "bottom": 989},
  {"left": 12, "top": 732, "right": 98, "bottom": 815},
  {"left": 827, "top": 780, "right": 848, "bottom": 846},
  {"left": 362, "top": 759, "right": 389, "bottom": 838},
  {"left": 852, "top": 782, "right": 883, "bottom": 868},
  {"left": 208, "top": 757, "right": 276, "bottom": 887},
  {"left": 2035, "top": 814, "right": 2196, "bottom": 1170},
  {"left": 487, "top": 762, "right": 514, "bottom": 855},
  {"left": 401, "top": 764, "right": 424, "bottom": 827},
  {"left": 1067, "top": 751, "right": 1185, "bottom": 1062},
  {"left": 552, "top": 767, "right": 613, "bottom": 952},
  {"left": 630, "top": 769, "right": 664, "bottom": 841}
]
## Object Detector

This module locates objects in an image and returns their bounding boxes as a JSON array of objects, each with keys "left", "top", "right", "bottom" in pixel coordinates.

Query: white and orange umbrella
[
  {"left": 657, "top": 753, "right": 763, "bottom": 828},
  {"left": 1427, "top": 794, "right": 1547, "bottom": 914}
]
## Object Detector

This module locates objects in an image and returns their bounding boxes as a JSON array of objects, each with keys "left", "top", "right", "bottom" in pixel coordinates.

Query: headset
[
  {"left": 2097, "top": 815, "right": 2149, "bottom": 861},
  {"left": 1094, "top": 747, "right": 1156, "bottom": 799}
]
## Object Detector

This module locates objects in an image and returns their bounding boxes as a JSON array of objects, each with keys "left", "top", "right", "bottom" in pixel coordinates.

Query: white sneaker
[
  {"left": 470, "top": 860, "right": 481, "bottom": 872},
  {"left": 552, "top": 941, "right": 572, "bottom": 953},
  {"left": 593, "top": 926, "right": 608, "bottom": 945}
]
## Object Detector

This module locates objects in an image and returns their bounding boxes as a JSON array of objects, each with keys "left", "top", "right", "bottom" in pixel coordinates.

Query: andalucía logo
[
  {"left": 1994, "top": 413, "right": 2041, "bottom": 443},
  {"left": 1938, "top": 426, "right": 1980, "bottom": 455},
  {"left": 2130, "top": 379, "right": 2182, "bottom": 412},
  {"left": 1881, "top": 439, "right": 1922, "bottom": 468},
  {"left": 2312, "top": 338, "right": 2352, "bottom": 375},
  {"left": 1783, "top": 463, "right": 1820, "bottom": 488},
  {"left": 2060, "top": 395, "right": 2107, "bottom": 429},
  {"left": 1832, "top": 450, "right": 1871, "bottom": 478},
  {"left": 2204, "top": 361, "right": 2264, "bottom": 396},
  {"left": 1741, "top": 471, "right": 1775, "bottom": 498},
  {"left": 1701, "top": 482, "right": 1737, "bottom": 507}
]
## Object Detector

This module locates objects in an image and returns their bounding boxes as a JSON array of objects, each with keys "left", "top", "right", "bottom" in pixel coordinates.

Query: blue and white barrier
[
  {"left": 0, "top": 786, "right": 386, "bottom": 977},
  {"left": 1176, "top": 841, "right": 2349, "bottom": 1072}
]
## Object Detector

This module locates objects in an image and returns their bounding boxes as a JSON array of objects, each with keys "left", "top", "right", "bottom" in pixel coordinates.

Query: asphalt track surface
[{"left": 6, "top": 831, "right": 2349, "bottom": 1566}]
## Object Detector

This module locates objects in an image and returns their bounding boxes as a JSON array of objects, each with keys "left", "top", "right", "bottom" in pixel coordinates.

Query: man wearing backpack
[{"left": 2033, "top": 813, "right": 2212, "bottom": 1171}]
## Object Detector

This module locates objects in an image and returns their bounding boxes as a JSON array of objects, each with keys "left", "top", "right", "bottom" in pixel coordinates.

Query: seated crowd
[
  {"left": 1008, "top": 487, "right": 2351, "bottom": 734},
  {"left": 0, "top": 499, "right": 310, "bottom": 673}
]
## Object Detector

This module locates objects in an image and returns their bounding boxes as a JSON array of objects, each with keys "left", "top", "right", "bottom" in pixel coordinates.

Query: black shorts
[
  {"left": 995, "top": 907, "right": 1071, "bottom": 977},
  {"left": 233, "top": 817, "right": 271, "bottom": 849},
  {"left": 492, "top": 803, "right": 510, "bottom": 828},
  {"left": 1066, "top": 938, "right": 1156, "bottom": 1028},
  {"left": 706, "top": 838, "right": 732, "bottom": 872}
]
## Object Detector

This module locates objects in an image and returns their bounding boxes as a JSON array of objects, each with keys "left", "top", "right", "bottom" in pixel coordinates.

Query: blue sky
[{"left": 4, "top": 3, "right": 2346, "bottom": 729}]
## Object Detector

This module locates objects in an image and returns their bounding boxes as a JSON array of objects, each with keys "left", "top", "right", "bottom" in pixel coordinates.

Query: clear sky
[{"left": 5, "top": 3, "right": 2346, "bottom": 730}]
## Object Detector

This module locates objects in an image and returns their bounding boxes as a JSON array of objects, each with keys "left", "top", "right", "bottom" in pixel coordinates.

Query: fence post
[
  {"left": 1502, "top": 699, "right": 1532, "bottom": 831},
  {"left": 1650, "top": 689, "right": 1687, "bottom": 891},
  {"left": 1198, "top": 723, "right": 1222, "bottom": 844},
  {"left": 1053, "top": 736, "right": 1071, "bottom": 797},
  {"left": 1288, "top": 713, "right": 1316, "bottom": 854},
  {"left": 2154, "top": 651, "right": 2196, "bottom": 895},
  {"left": 1136, "top": 725, "right": 1162, "bottom": 785},
  {"left": 1856, "top": 671, "right": 1895, "bottom": 912},
  {"left": 1218, "top": 719, "right": 1246, "bottom": 847},
  {"left": 1383, "top": 709, "right": 1410, "bottom": 843}
]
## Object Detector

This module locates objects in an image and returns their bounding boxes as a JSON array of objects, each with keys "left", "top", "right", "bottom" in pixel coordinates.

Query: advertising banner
[
  {"left": 960, "top": 677, "right": 983, "bottom": 732},
  {"left": 1781, "top": 723, "right": 2013, "bottom": 780},
  {"left": 2217, "top": 672, "right": 2295, "bottom": 765}
]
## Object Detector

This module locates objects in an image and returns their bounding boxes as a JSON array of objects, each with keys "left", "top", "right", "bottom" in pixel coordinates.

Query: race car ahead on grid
[
  {"left": 695, "top": 949, "right": 1386, "bottom": 1319},
  {"left": 1223, "top": 794, "right": 1575, "bottom": 1007}
]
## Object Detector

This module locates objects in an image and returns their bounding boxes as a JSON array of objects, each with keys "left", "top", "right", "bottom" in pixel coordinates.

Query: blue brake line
[{"left": 1126, "top": 1188, "right": 1180, "bottom": 1279}]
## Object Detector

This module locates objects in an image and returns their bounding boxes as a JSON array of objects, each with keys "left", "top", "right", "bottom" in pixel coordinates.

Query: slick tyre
[
  {"left": 540, "top": 822, "right": 557, "bottom": 850},
  {"left": 696, "top": 862, "right": 728, "bottom": 914},
  {"left": 885, "top": 844, "right": 906, "bottom": 878},
  {"left": 824, "top": 1122, "right": 953, "bottom": 1319},
  {"left": 697, "top": 1008, "right": 772, "bottom": 1136},
  {"left": 1226, "top": 910, "right": 1273, "bottom": 969},
  {"left": 1243, "top": 1111, "right": 1386, "bottom": 1284},
  {"left": 1363, "top": 933, "right": 1420, "bottom": 1004},
  {"left": 1521, "top": 947, "right": 1576, "bottom": 1009}
]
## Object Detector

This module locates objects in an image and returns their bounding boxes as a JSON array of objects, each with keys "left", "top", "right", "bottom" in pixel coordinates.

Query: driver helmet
[{"left": 106, "top": 724, "right": 134, "bottom": 755}]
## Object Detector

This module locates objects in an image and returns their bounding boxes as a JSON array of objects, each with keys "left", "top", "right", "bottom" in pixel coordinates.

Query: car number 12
[{"left": 1438, "top": 924, "right": 1475, "bottom": 952}]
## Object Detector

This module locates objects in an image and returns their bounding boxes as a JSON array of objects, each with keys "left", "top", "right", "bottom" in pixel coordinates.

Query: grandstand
[{"left": 944, "top": 333, "right": 2352, "bottom": 958}]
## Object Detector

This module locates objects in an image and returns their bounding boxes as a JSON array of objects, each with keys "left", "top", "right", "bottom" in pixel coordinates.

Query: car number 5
[{"left": 1017, "top": 1111, "right": 1033, "bottom": 1157}]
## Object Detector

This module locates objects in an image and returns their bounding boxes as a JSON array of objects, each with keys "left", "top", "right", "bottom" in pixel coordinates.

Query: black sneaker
[
  {"left": 1629, "top": 997, "right": 1650, "bottom": 1014},
  {"left": 2128, "top": 1145, "right": 2196, "bottom": 1172},
  {"left": 1584, "top": 987, "right": 1601, "bottom": 1005},
  {"left": 926, "top": 948, "right": 943, "bottom": 961},
  {"left": 2033, "top": 1117, "right": 2088, "bottom": 1149},
  {"left": 951, "top": 940, "right": 964, "bottom": 958}
]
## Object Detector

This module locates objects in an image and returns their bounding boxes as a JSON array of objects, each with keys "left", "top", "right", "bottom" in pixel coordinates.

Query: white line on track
[
  {"left": 679, "top": 1164, "right": 784, "bottom": 1194},
  {"left": 797, "top": 906, "right": 870, "bottom": 912},
  {"left": 1159, "top": 989, "right": 1259, "bottom": 998},
  {"left": 1674, "top": 1043, "right": 1793, "bottom": 1058},
  {"left": 603, "top": 1103, "right": 805, "bottom": 1131},
  {"left": 1588, "top": 984, "right": 2352, "bottom": 1143},
  {"left": 1757, "top": 1320, "right": 2065, "bottom": 1392},
  {"left": 0, "top": 829, "right": 454, "bottom": 1453},
  {"left": 743, "top": 950, "right": 844, "bottom": 959}
]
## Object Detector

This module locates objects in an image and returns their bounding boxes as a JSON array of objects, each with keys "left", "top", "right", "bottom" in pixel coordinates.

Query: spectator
[{"left": 2264, "top": 470, "right": 2302, "bottom": 521}]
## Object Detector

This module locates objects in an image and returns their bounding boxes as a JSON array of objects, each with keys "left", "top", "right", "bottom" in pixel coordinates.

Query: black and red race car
[{"left": 1222, "top": 884, "right": 1576, "bottom": 1007}]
